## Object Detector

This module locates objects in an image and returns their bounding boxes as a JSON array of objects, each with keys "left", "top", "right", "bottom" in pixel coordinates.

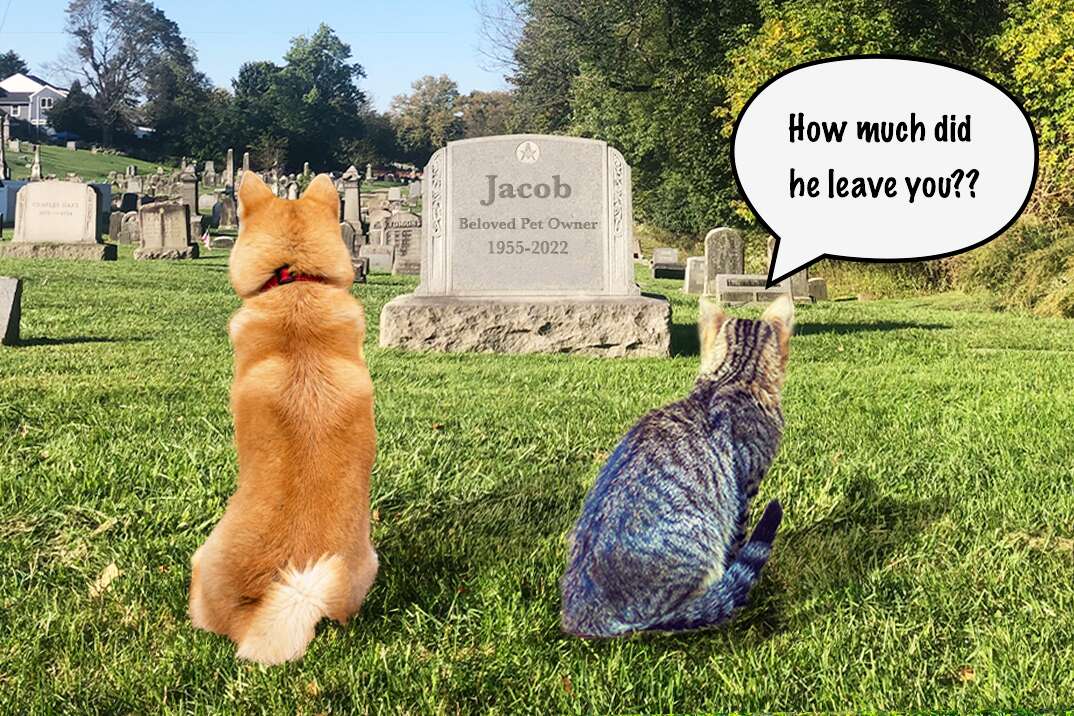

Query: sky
[{"left": 0, "top": 0, "right": 510, "bottom": 110}]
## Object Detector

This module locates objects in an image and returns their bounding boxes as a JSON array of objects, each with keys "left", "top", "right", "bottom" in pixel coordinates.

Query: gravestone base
[
  {"left": 713, "top": 274, "right": 795, "bottom": 307},
  {"left": 379, "top": 294, "right": 671, "bottom": 358},
  {"left": 134, "top": 245, "right": 199, "bottom": 260},
  {"left": 0, "top": 242, "right": 116, "bottom": 261},
  {"left": 210, "top": 236, "right": 235, "bottom": 250}
]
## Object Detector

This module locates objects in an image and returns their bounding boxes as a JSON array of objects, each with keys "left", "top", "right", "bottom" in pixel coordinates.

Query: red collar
[{"left": 259, "top": 266, "right": 328, "bottom": 293}]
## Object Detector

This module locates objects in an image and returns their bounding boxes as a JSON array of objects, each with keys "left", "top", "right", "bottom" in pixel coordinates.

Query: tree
[
  {"left": 48, "top": 80, "right": 97, "bottom": 137},
  {"left": 0, "top": 50, "right": 29, "bottom": 78},
  {"left": 457, "top": 89, "right": 517, "bottom": 137},
  {"left": 389, "top": 75, "right": 464, "bottom": 163},
  {"left": 60, "top": 0, "right": 189, "bottom": 145}
]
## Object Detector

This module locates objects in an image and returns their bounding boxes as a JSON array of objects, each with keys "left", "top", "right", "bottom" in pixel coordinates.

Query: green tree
[
  {"left": 47, "top": 79, "right": 97, "bottom": 137},
  {"left": 61, "top": 0, "right": 190, "bottom": 145},
  {"left": 457, "top": 89, "right": 517, "bottom": 137},
  {"left": 0, "top": 50, "right": 28, "bottom": 78},
  {"left": 389, "top": 75, "right": 464, "bottom": 163}
]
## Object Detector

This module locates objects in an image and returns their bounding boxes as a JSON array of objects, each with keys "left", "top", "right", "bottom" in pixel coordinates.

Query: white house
[{"left": 0, "top": 73, "right": 69, "bottom": 130}]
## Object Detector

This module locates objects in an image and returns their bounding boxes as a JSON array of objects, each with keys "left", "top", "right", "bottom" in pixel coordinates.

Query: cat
[
  {"left": 560, "top": 295, "right": 794, "bottom": 637},
  {"left": 188, "top": 172, "right": 378, "bottom": 665}
]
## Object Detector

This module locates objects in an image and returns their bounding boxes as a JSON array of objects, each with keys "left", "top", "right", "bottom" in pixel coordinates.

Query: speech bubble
[{"left": 730, "top": 56, "right": 1038, "bottom": 287}]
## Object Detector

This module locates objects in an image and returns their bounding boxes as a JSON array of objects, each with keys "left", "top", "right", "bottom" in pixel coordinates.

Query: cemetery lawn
[
  {"left": 7, "top": 145, "right": 169, "bottom": 181},
  {"left": 2, "top": 250, "right": 1074, "bottom": 713}
]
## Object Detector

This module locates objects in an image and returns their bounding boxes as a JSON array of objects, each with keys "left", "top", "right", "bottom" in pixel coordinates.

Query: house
[{"left": 0, "top": 73, "right": 68, "bottom": 132}]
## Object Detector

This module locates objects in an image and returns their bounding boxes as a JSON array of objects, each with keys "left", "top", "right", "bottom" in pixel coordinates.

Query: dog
[{"left": 188, "top": 172, "right": 377, "bottom": 665}]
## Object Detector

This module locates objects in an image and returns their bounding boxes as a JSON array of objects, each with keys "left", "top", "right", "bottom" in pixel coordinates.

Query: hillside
[{"left": 5, "top": 144, "right": 169, "bottom": 182}]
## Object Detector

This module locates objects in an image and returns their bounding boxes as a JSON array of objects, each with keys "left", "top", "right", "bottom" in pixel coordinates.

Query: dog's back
[{"left": 189, "top": 173, "right": 377, "bottom": 665}]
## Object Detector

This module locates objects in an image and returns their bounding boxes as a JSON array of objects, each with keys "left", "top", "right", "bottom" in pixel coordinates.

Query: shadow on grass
[
  {"left": 670, "top": 323, "right": 699, "bottom": 357},
  {"left": 17, "top": 335, "right": 141, "bottom": 347},
  {"left": 796, "top": 321, "right": 949, "bottom": 336}
]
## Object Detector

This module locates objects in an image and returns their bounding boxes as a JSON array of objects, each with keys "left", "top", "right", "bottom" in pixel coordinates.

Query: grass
[
  {"left": 1, "top": 249, "right": 1073, "bottom": 712},
  {"left": 6, "top": 145, "right": 170, "bottom": 182}
]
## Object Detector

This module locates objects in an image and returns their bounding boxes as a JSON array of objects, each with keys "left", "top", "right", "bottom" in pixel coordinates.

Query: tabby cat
[{"left": 560, "top": 295, "right": 794, "bottom": 637}]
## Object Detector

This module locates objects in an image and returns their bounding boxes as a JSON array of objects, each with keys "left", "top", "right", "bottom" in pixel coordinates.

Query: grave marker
[
  {"left": 0, "top": 181, "right": 115, "bottom": 260},
  {"left": 0, "top": 276, "right": 20, "bottom": 346},
  {"left": 135, "top": 202, "right": 198, "bottom": 259},
  {"left": 379, "top": 135, "right": 670, "bottom": 356}
]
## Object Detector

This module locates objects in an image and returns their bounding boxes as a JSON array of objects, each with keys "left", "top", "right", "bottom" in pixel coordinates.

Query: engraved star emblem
[{"left": 516, "top": 141, "right": 540, "bottom": 164}]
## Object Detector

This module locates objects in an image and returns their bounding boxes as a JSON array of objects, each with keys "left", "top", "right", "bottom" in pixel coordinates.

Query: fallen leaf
[
  {"left": 305, "top": 679, "right": 321, "bottom": 697},
  {"left": 90, "top": 562, "right": 120, "bottom": 598},
  {"left": 561, "top": 675, "right": 573, "bottom": 695},
  {"left": 957, "top": 665, "right": 975, "bottom": 683},
  {"left": 372, "top": 509, "right": 381, "bottom": 523},
  {"left": 431, "top": 422, "right": 444, "bottom": 431}
]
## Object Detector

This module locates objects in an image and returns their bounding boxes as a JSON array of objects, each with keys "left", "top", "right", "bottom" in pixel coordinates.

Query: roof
[
  {"left": 0, "top": 92, "right": 32, "bottom": 104},
  {"left": 26, "top": 74, "right": 66, "bottom": 91}
]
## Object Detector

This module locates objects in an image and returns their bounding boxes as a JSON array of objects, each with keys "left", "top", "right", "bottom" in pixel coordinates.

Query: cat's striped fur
[{"left": 560, "top": 296, "right": 794, "bottom": 637}]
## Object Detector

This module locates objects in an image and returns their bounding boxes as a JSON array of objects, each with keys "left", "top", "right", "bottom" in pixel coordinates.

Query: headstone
[
  {"left": 286, "top": 181, "right": 299, "bottom": 200},
  {"left": 766, "top": 235, "right": 810, "bottom": 300},
  {"left": 353, "top": 256, "right": 369, "bottom": 284},
  {"left": 631, "top": 235, "right": 642, "bottom": 262},
  {"left": 365, "top": 163, "right": 373, "bottom": 181},
  {"left": 242, "top": 152, "right": 250, "bottom": 173},
  {"left": 29, "top": 145, "right": 41, "bottom": 182},
  {"left": 224, "top": 149, "right": 235, "bottom": 189},
  {"left": 341, "top": 165, "right": 362, "bottom": 225},
  {"left": 0, "top": 179, "right": 28, "bottom": 227},
  {"left": 126, "top": 165, "right": 137, "bottom": 177},
  {"left": 359, "top": 244, "right": 394, "bottom": 273},
  {"left": 0, "top": 181, "right": 115, "bottom": 260},
  {"left": 0, "top": 276, "right": 20, "bottom": 346},
  {"left": 651, "top": 247, "right": 685, "bottom": 280},
  {"left": 808, "top": 277, "right": 828, "bottom": 302},
  {"left": 211, "top": 236, "right": 235, "bottom": 250},
  {"left": 409, "top": 179, "right": 422, "bottom": 200},
  {"left": 703, "top": 228, "right": 744, "bottom": 294},
  {"left": 178, "top": 167, "right": 198, "bottom": 212},
  {"left": 108, "top": 211, "right": 123, "bottom": 241},
  {"left": 714, "top": 274, "right": 792, "bottom": 305},
  {"left": 190, "top": 213, "right": 209, "bottom": 240},
  {"left": 8, "top": 139, "right": 19, "bottom": 153},
  {"left": 66, "top": 141, "right": 77, "bottom": 151},
  {"left": 384, "top": 211, "right": 421, "bottom": 275},
  {"left": 135, "top": 202, "right": 198, "bottom": 259},
  {"left": 387, "top": 187, "right": 402, "bottom": 202},
  {"left": 683, "top": 256, "right": 705, "bottom": 294},
  {"left": 119, "top": 192, "right": 139, "bottom": 213},
  {"left": 212, "top": 195, "right": 237, "bottom": 229},
  {"left": 121, "top": 211, "right": 140, "bottom": 245},
  {"left": 379, "top": 135, "right": 671, "bottom": 357},
  {"left": 302, "top": 162, "right": 311, "bottom": 178},
  {"left": 197, "top": 194, "right": 215, "bottom": 213}
]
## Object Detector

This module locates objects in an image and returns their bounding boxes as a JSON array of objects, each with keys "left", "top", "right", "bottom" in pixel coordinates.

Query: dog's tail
[
  {"left": 236, "top": 554, "right": 346, "bottom": 665},
  {"left": 647, "top": 500, "right": 782, "bottom": 632}
]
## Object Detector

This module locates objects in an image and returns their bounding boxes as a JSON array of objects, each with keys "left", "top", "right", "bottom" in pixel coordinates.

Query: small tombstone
[
  {"left": 120, "top": 212, "right": 140, "bottom": 245},
  {"left": 29, "top": 145, "right": 42, "bottom": 181},
  {"left": 66, "top": 141, "right": 77, "bottom": 151},
  {"left": 340, "top": 165, "right": 362, "bottom": 225},
  {"left": 408, "top": 180, "right": 422, "bottom": 200},
  {"left": 808, "top": 277, "right": 828, "bottom": 302},
  {"left": 365, "top": 163, "right": 372, "bottom": 181},
  {"left": 197, "top": 194, "right": 215, "bottom": 214},
  {"left": 683, "top": 257, "right": 705, "bottom": 294},
  {"left": 212, "top": 195, "right": 237, "bottom": 229},
  {"left": 242, "top": 152, "right": 250, "bottom": 173},
  {"left": 119, "top": 192, "right": 138, "bottom": 213},
  {"left": 108, "top": 212, "right": 124, "bottom": 241},
  {"left": 384, "top": 211, "right": 421, "bottom": 275},
  {"left": 8, "top": 139, "right": 20, "bottom": 153},
  {"left": 353, "top": 256, "right": 369, "bottom": 284},
  {"left": 359, "top": 244, "right": 394, "bottom": 273},
  {"left": 0, "top": 181, "right": 115, "bottom": 260},
  {"left": 632, "top": 236, "right": 643, "bottom": 262},
  {"left": 703, "top": 228, "right": 744, "bottom": 295},
  {"left": 714, "top": 274, "right": 792, "bottom": 305},
  {"left": 1, "top": 276, "right": 21, "bottom": 346},
  {"left": 302, "top": 162, "right": 311, "bottom": 178},
  {"left": 224, "top": 149, "right": 235, "bottom": 189},
  {"left": 650, "top": 247, "right": 685, "bottom": 280},
  {"left": 135, "top": 202, "right": 198, "bottom": 259},
  {"left": 178, "top": 166, "right": 199, "bottom": 212},
  {"left": 286, "top": 181, "right": 299, "bottom": 200}
]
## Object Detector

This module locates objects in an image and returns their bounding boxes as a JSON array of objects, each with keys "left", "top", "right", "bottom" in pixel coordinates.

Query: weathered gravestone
[
  {"left": 379, "top": 135, "right": 671, "bottom": 357},
  {"left": 0, "top": 179, "right": 28, "bottom": 227},
  {"left": 119, "top": 192, "right": 138, "bottom": 213},
  {"left": 119, "top": 211, "right": 140, "bottom": 245},
  {"left": 212, "top": 195, "right": 237, "bottom": 229},
  {"left": 197, "top": 194, "right": 215, "bottom": 213},
  {"left": 651, "top": 247, "right": 685, "bottom": 280},
  {"left": 384, "top": 211, "right": 421, "bottom": 275},
  {"left": 808, "top": 277, "right": 828, "bottom": 301},
  {"left": 713, "top": 274, "right": 792, "bottom": 305},
  {"left": 683, "top": 256, "right": 705, "bottom": 294},
  {"left": 135, "top": 202, "right": 198, "bottom": 259},
  {"left": 66, "top": 141, "right": 77, "bottom": 151},
  {"left": 108, "top": 211, "right": 123, "bottom": 241},
  {"left": 703, "top": 227, "right": 744, "bottom": 295},
  {"left": 359, "top": 244, "right": 394, "bottom": 273},
  {"left": 766, "top": 235, "right": 811, "bottom": 301},
  {"left": 0, "top": 182, "right": 116, "bottom": 260},
  {"left": 367, "top": 208, "right": 391, "bottom": 244},
  {"left": 409, "top": 180, "right": 422, "bottom": 200},
  {"left": 178, "top": 166, "right": 199, "bottom": 213},
  {"left": 1, "top": 276, "right": 20, "bottom": 346}
]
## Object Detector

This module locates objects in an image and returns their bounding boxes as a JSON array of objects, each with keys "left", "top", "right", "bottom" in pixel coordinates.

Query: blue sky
[{"left": 0, "top": 0, "right": 509, "bottom": 110}]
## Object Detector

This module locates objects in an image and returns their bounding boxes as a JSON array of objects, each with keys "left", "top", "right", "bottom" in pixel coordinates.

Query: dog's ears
[
  {"left": 301, "top": 174, "right": 340, "bottom": 213},
  {"left": 238, "top": 171, "right": 273, "bottom": 217}
]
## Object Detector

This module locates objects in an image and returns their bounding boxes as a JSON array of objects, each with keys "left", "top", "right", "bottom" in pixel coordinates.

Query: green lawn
[
  {"left": 1, "top": 250, "right": 1072, "bottom": 712},
  {"left": 6, "top": 145, "right": 169, "bottom": 182}
]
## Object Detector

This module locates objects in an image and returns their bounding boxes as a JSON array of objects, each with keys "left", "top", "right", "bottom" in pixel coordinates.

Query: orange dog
[{"left": 189, "top": 172, "right": 377, "bottom": 665}]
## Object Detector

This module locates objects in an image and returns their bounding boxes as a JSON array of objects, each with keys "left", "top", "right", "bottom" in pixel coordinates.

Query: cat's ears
[
  {"left": 761, "top": 294, "right": 794, "bottom": 366},
  {"left": 698, "top": 298, "right": 729, "bottom": 373},
  {"left": 238, "top": 171, "right": 273, "bottom": 218},
  {"left": 301, "top": 174, "right": 340, "bottom": 213}
]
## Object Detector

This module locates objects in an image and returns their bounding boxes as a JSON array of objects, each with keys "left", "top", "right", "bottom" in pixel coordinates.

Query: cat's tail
[
  {"left": 235, "top": 555, "right": 347, "bottom": 665},
  {"left": 648, "top": 500, "right": 782, "bottom": 632}
]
